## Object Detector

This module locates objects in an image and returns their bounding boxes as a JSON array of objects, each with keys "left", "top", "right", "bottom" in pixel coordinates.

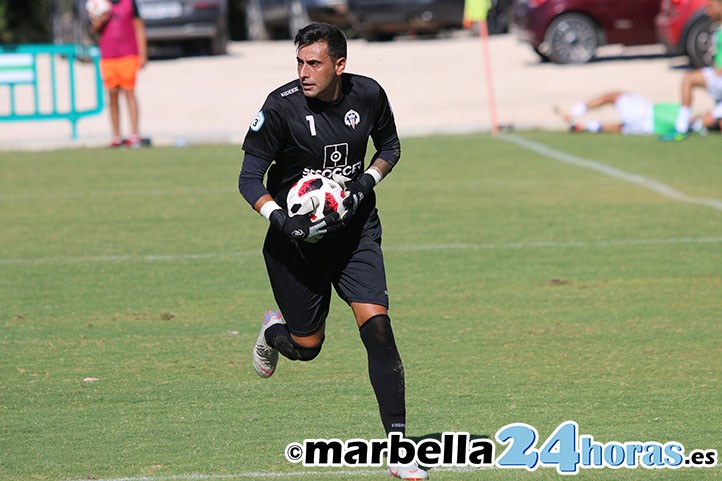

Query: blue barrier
[{"left": 0, "top": 44, "right": 104, "bottom": 140}]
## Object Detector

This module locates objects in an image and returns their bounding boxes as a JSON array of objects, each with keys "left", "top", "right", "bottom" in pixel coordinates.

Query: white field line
[
  {"left": 500, "top": 134, "right": 722, "bottom": 212},
  {"left": 0, "top": 188, "right": 236, "bottom": 201},
  {"left": 61, "top": 466, "right": 488, "bottom": 481},
  {"left": 59, "top": 462, "right": 722, "bottom": 481},
  {"left": 2, "top": 236, "right": 722, "bottom": 266}
]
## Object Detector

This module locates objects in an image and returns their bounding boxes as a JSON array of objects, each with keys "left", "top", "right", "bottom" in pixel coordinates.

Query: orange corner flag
[{"left": 464, "top": 0, "right": 499, "bottom": 135}]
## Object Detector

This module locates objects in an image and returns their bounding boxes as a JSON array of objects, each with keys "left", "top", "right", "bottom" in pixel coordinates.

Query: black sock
[
  {"left": 265, "top": 323, "right": 323, "bottom": 361},
  {"left": 359, "top": 314, "right": 406, "bottom": 435}
]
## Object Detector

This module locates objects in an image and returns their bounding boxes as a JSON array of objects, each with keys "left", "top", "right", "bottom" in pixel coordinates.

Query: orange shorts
[{"left": 100, "top": 55, "right": 140, "bottom": 90}]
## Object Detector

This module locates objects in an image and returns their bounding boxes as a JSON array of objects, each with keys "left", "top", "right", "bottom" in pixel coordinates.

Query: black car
[
  {"left": 243, "top": 0, "right": 464, "bottom": 41},
  {"left": 348, "top": 0, "right": 465, "bottom": 40},
  {"left": 243, "top": 0, "right": 351, "bottom": 40}
]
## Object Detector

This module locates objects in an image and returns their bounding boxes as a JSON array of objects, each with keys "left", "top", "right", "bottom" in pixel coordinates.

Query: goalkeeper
[{"left": 237, "top": 22, "right": 427, "bottom": 481}]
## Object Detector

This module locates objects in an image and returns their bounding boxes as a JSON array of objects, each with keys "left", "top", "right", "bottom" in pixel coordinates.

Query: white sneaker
[
  {"left": 388, "top": 463, "right": 428, "bottom": 480},
  {"left": 252, "top": 310, "right": 283, "bottom": 378}
]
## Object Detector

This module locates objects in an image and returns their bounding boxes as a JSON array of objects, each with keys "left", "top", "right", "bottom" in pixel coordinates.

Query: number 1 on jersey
[{"left": 306, "top": 115, "right": 317, "bottom": 137}]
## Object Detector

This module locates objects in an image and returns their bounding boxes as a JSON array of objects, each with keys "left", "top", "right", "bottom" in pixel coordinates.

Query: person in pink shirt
[{"left": 89, "top": 0, "right": 147, "bottom": 147}]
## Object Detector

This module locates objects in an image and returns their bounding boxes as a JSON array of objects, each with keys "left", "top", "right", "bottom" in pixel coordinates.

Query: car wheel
[
  {"left": 245, "top": 0, "right": 271, "bottom": 41},
  {"left": 686, "top": 17, "right": 717, "bottom": 68},
  {"left": 542, "top": 13, "right": 599, "bottom": 64},
  {"left": 288, "top": 0, "right": 311, "bottom": 37}
]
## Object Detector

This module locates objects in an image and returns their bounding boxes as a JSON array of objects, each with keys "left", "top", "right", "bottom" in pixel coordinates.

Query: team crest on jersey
[
  {"left": 250, "top": 111, "right": 265, "bottom": 132},
  {"left": 344, "top": 110, "right": 360, "bottom": 129}
]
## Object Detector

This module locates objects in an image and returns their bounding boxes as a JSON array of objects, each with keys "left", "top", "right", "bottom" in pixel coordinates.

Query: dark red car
[
  {"left": 510, "top": 0, "right": 660, "bottom": 64},
  {"left": 656, "top": 0, "right": 717, "bottom": 67}
]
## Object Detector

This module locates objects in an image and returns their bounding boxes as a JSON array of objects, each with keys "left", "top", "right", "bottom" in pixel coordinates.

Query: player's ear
[{"left": 334, "top": 57, "right": 346, "bottom": 76}]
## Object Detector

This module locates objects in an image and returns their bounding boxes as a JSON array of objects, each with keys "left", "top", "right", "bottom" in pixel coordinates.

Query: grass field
[{"left": 1, "top": 132, "right": 721, "bottom": 481}]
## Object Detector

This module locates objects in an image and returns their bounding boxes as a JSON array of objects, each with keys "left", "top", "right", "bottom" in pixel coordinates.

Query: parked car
[
  {"left": 347, "top": 0, "right": 465, "bottom": 40},
  {"left": 243, "top": 0, "right": 351, "bottom": 40},
  {"left": 656, "top": 0, "right": 718, "bottom": 67},
  {"left": 139, "top": 0, "right": 229, "bottom": 55},
  {"left": 52, "top": 0, "right": 229, "bottom": 56},
  {"left": 243, "top": 0, "right": 463, "bottom": 41},
  {"left": 510, "top": 0, "right": 661, "bottom": 64}
]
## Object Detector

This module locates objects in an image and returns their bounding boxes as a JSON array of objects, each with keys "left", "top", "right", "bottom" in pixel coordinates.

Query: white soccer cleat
[
  {"left": 252, "top": 310, "right": 283, "bottom": 378},
  {"left": 387, "top": 463, "right": 428, "bottom": 480}
]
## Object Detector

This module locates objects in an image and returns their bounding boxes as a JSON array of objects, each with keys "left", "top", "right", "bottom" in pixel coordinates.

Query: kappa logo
[
  {"left": 250, "top": 111, "right": 265, "bottom": 132},
  {"left": 344, "top": 110, "right": 360, "bottom": 129}
]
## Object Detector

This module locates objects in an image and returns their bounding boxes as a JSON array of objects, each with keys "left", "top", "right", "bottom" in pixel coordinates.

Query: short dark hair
[{"left": 294, "top": 23, "right": 347, "bottom": 61}]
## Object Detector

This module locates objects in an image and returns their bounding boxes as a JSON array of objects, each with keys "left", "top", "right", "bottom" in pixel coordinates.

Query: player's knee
[
  {"left": 268, "top": 324, "right": 324, "bottom": 361},
  {"left": 359, "top": 315, "right": 402, "bottom": 371},
  {"left": 290, "top": 339, "right": 323, "bottom": 361},
  {"left": 359, "top": 314, "right": 394, "bottom": 347}
]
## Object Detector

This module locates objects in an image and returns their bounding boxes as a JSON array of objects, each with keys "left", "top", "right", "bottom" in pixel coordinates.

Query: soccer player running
[{"left": 238, "top": 23, "right": 428, "bottom": 481}]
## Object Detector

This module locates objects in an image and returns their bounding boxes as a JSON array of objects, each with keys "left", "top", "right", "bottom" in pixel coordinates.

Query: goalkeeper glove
[
  {"left": 268, "top": 208, "right": 341, "bottom": 241},
  {"left": 340, "top": 172, "right": 378, "bottom": 221}
]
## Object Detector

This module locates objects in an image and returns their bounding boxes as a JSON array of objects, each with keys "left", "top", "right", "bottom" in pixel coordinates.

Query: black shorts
[{"left": 262, "top": 205, "right": 389, "bottom": 337}]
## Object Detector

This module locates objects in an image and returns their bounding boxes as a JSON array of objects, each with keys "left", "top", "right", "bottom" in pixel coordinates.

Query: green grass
[{"left": 1, "top": 132, "right": 721, "bottom": 481}]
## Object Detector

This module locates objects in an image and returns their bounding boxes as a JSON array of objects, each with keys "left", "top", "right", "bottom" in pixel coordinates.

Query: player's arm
[
  {"left": 238, "top": 152, "right": 284, "bottom": 221},
  {"left": 88, "top": 11, "right": 111, "bottom": 36},
  {"left": 349, "top": 152, "right": 396, "bottom": 199},
  {"left": 341, "top": 83, "right": 401, "bottom": 220},
  {"left": 367, "top": 156, "right": 394, "bottom": 180},
  {"left": 364, "top": 82, "right": 401, "bottom": 186},
  {"left": 340, "top": 153, "right": 395, "bottom": 222},
  {"left": 239, "top": 152, "right": 341, "bottom": 240},
  {"left": 132, "top": 1, "right": 148, "bottom": 68}
]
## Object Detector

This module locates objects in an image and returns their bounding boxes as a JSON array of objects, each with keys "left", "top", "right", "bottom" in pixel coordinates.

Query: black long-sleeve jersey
[{"left": 240, "top": 72, "right": 401, "bottom": 208}]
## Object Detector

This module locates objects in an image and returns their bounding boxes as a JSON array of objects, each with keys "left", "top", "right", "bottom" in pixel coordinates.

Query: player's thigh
[
  {"left": 263, "top": 231, "right": 333, "bottom": 337},
  {"left": 119, "top": 56, "right": 140, "bottom": 91},
  {"left": 350, "top": 302, "right": 388, "bottom": 327},
  {"left": 334, "top": 217, "right": 389, "bottom": 310},
  {"left": 100, "top": 58, "right": 122, "bottom": 89}
]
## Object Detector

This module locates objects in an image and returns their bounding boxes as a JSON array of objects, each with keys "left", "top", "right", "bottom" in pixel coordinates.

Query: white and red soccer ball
[
  {"left": 287, "top": 174, "right": 347, "bottom": 223},
  {"left": 85, "top": 0, "right": 112, "bottom": 19}
]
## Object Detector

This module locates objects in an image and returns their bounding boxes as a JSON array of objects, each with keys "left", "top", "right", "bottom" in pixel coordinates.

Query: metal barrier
[{"left": 0, "top": 44, "right": 104, "bottom": 140}]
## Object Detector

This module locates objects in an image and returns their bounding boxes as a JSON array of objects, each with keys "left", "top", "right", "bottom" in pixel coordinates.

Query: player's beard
[{"left": 302, "top": 77, "right": 341, "bottom": 102}]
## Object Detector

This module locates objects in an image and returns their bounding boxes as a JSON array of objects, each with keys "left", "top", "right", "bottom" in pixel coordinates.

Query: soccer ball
[
  {"left": 85, "top": 0, "right": 111, "bottom": 19},
  {"left": 286, "top": 174, "right": 347, "bottom": 223}
]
